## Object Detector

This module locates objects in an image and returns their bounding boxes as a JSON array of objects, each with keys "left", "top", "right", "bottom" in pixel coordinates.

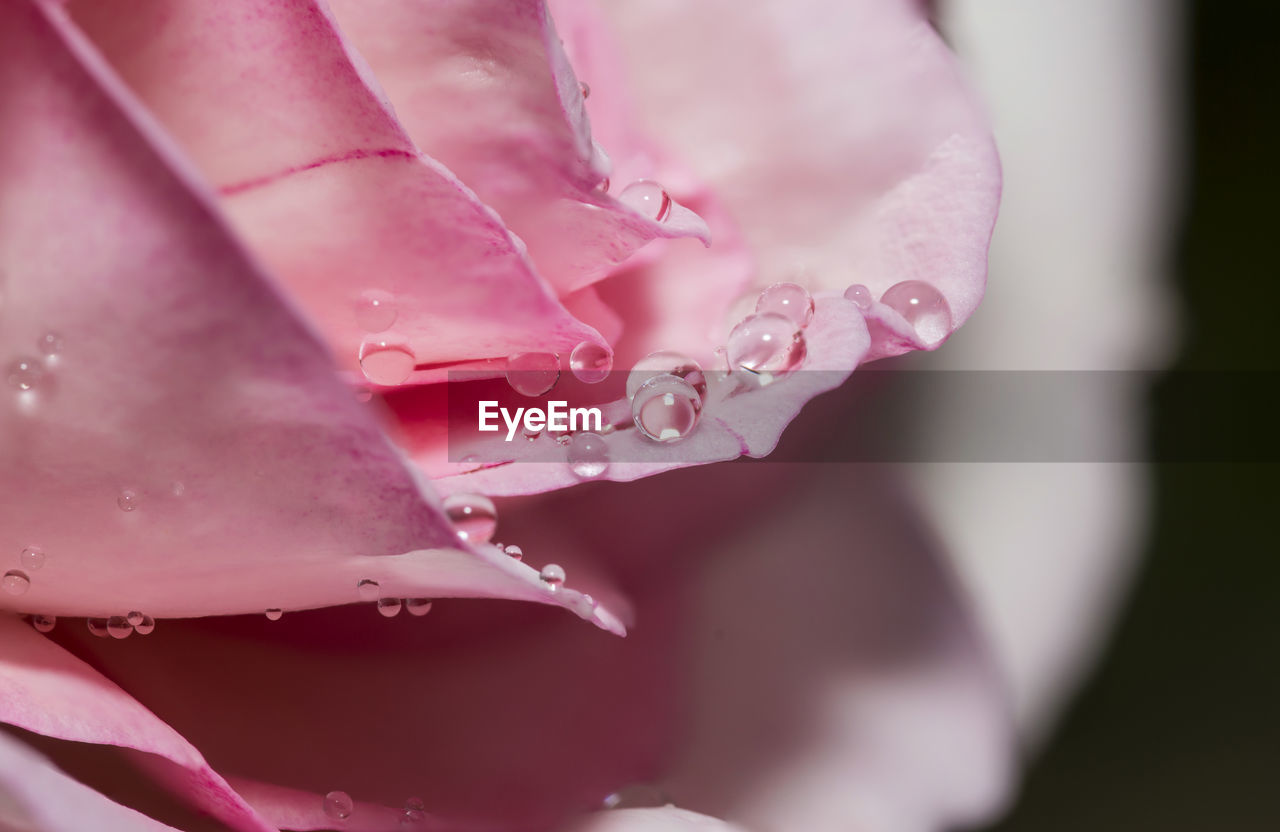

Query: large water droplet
[
  {"left": 6, "top": 357, "right": 43, "bottom": 391},
  {"left": 359, "top": 339, "right": 416, "bottom": 386},
  {"left": 20, "top": 545, "right": 45, "bottom": 571},
  {"left": 626, "top": 351, "right": 707, "bottom": 401},
  {"left": 442, "top": 493, "right": 497, "bottom": 544},
  {"left": 879, "top": 280, "right": 952, "bottom": 346},
  {"left": 36, "top": 332, "right": 64, "bottom": 357},
  {"left": 506, "top": 352, "right": 560, "bottom": 396},
  {"left": 843, "top": 283, "right": 873, "bottom": 310},
  {"left": 602, "top": 783, "right": 673, "bottom": 810},
  {"left": 618, "top": 180, "right": 672, "bottom": 222},
  {"left": 727, "top": 313, "right": 804, "bottom": 377},
  {"left": 354, "top": 290, "right": 398, "bottom": 333},
  {"left": 117, "top": 490, "right": 139, "bottom": 512},
  {"left": 265, "top": 608, "right": 284, "bottom": 621},
  {"left": 133, "top": 614, "right": 156, "bottom": 635},
  {"left": 126, "top": 611, "right": 145, "bottom": 626},
  {"left": 31, "top": 614, "right": 55, "bottom": 633},
  {"left": 87, "top": 618, "right": 110, "bottom": 638},
  {"left": 107, "top": 616, "right": 132, "bottom": 639},
  {"left": 405, "top": 598, "right": 433, "bottom": 617},
  {"left": 539, "top": 563, "right": 566, "bottom": 588},
  {"left": 569, "top": 342, "right": 613, "bottom": 384},
  {"left": 323, "top": 791, "right": 354, "bottom": 821},
  {"left": 356, "top": 579, "right": 380, "bottom": 602},
  {"left": 567, "top": 432, "right": 609, "bottom": 479},
  {"left": 376, "top": 597, "right": 403, "bottom": 618},
  {"left": 503, "top": 544, "right": 523, "bottom": 561},
  {"left": 632, "top": 374, "right": 701, "bottom": 443},
  {"left": 756, "top": 282, "right": 814, "bottom": 329},
  {"left": 2, "top": 570, "right": 30, "bottom": 596}
]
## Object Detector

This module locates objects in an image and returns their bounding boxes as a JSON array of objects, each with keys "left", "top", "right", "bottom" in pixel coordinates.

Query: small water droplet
[
  {"left": 133, "top": 614, "right": 156, "bottom": 635},
  {"left": 20, "top": 545, "right": 45, "bottom": 571},
  {"left": 503, "top": 544, "right": 523, "bottom": 561},
  {"left": 506, "top": 352, "right": 560, "bottom": 396},
  {"left": 618, "top": 180, "right": 671, "bottom": 222},
  {"left": 756, "top": 283, "right": 814, "bottom": 329},
  {"left": 567, "top": 432, "right": 609, "bottom": 479},
  {"left": 36, "top": 332, "right": 64, "bottom": 357},
  {"left": 569, "top": 342, "right": 613, "bottom": 384},
  {"left": 86, "top": 618, "right": 110, "bottom": 638},
  {"left": 579, "top": 81, "right": 591, "bottom": 100},
  {"left": 354, "top": 290, "right": 398, "bottom": 332},
  {"left": 632, "top": 374, "right": 702, "bottom": 443},
  {"left": 171, "top": 481, "right": 186, "bottom": 497},
  {"left": 126, "top": 611, "right": 145, "bottom": 626},
  {"left": 405, "top": 598, "right": 433, "bottom": 617},
  {"left": 843, "top": 283, "right": 873, "bottom": 310},
  {"left": 265, "top": 608, "right": 284, "bottom": 621},
  {"left": 602, "top": 783, "right": 672, "bottom": 810},
  {"left": 107, "top": 616, "right": 133, "bottom": 639},
  {"left": 555, "top": 434, "right": 571, "bottom": 446},
  {"left": 539, "top": 563, "right": 566, "bottom": 588},
  {"left": 522, "top": 422, "right": 543, "bottom": 441},
  {"left": 117, "top": 489, "right": 139, "bottom": 512},
  {"left": 727, "top": 313, "right": 804, "bottom": 377},
  {"left": 2, "top": 570, "right": 30, "bottom": 596},
  {"left": 6, "top": 357, "right": 43, "bottom": 391},
  {"left": 598, "top": 177, "right": 610, "bottom": 193},
  {"left": 31, "top": 614, "right": 55, "bottom": 633},
  {"left": 377, "top": 597, "right": 403, "bottom": 618},
  {"left": 400, "top": 797, "right": 427, "bottom": 825},
  {"left": 356, "top": 579, "right": 380, "bottom": 602},
  {"left": 323, "top": 790, "right": 354, "bottom": 821},
  {"left": 359, "top": 339, "right": 416, "bottom": 386},
  {"left": 626, "top": 351, "right": 707, "bottom": 401},
  {"left": 879, "top": 280, "right": 952, "bottom": 346},
  {"left": 442, "top": 493, "right": 497, "bottom": 544}
]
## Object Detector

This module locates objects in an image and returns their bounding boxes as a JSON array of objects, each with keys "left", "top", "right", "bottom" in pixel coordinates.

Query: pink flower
[{"left": 0, "top": 0, "right": 1014, "bottom": 830}]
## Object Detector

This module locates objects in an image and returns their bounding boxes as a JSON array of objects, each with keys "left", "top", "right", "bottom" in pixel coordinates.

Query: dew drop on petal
[
  {"left": 442, "top": 493, "right": 497, "bottom": 544},
  {"left": 522, "top": 422, "right": 542, "bottom": 442},
  {"left": 375, "top": 597, "right": 402, "bottom": 618},
  {"left": 265, "top": 608, "right": 284, "bottom": 621},
  {"left": 133, "top": 615, "right": 156, "bottom": 635},
  {"left": 618, "top": 180, "right": 672, "bottom": 222},
  {"left": 626, "top": 351, "right": 707, "bottom": 401},
  {"left": 87, "top": 618, "right": 110, "bottom": 638},
  {"left": 2, "top": 570, "right": 30, "bottom": 596},
  {"left": 354, "top": 290, "right": 397, "bottom": 333},
  {"left": 506, "top": 352, "right": 560, "bottom": 396},
  {"left": 107, "top": 616, "right": 132, "bottom": 639},
  {"left": 126, "top": 611, "right": 144, "bottom": 626},
  {"left": 567, "top": 432, "right": 609, "bottom": 479},
  {"left": 756, "top": 282, "right": 814, "bottom": 329},
  {"left": 879, "top": 280, "right": 952, "bottom": 346},
  {"left": 602, "top": 783, "right": 673, "bottom": 810},
  {"left": 843, "top": 283, "right": 873, "bottom": 310},
  {"left": 31, "top": 614, "right": 55, "bottom": 633},
  {"left": 539, "top": 563, "right": 566, "bottom": 588},
  {"left": 359, "top": 339, "right": 416, "bottom": 386},
  {"left": 6, "top": 357, "right": 43, "bottom": 391},
  {"left": 598, "top": 177, "right": 610, "bottom": 193},
  {"left": 727, "top": 313, "right": 804, "bottom": 376},
  {"left": 405, "top": 598, "right": 433, "bottom": 617},
  {"left": 323, "top": 791, "right": 354, "bottom": 821},
  {"left": 579, "top": 81, "right": 591, "bottom": 100},
  {"left": 356, "top": 579, "right": 380, "bottom": 602},
  {"left": 503, "top": 544, "right": 523, "bottom": 561},
  {"left": 117, "top": 490, "right": 139, "bottom": 512},
  {"left": 36, "top": 332, "right": 64, "bottom": 357},
  {"left": 632, "top": 374, "right": 701, "bottom": 443},
  {"left": 20, "top": 546, "right": 45, "bottom": 571},
  {"left": 569, "top": 342, "right": 613, "bottom": 384}
]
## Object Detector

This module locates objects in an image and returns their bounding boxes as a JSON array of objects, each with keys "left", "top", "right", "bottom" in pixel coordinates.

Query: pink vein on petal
[{"left": 218, "top": 146, "right": 417, "bottom": 195}]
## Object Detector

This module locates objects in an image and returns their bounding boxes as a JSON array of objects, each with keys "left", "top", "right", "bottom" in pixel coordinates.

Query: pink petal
[
  {"left": 65, "top": 0, "right": 608, "bottom": 372},
  {"left": 561, "top": 808, "right": 748, "bottom": 832},
  {"left": 0, "top": 0, "right": 619, "bottom": 631},
  {"left": 593, "top": 0, "right": 1000, "bottom": 359}
]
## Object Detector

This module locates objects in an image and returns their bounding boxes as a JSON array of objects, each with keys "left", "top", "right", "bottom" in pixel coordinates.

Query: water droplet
[
  {"left": 879, "top": 280, "right": 952, "bottom": 346},
  {"left": 522, "top": 422, "right": 543, "bottom": 441},
  {"left": 36, "top": 332, "right": 64, "bottom": 356},
  {"left": 598, "top": 177, "right": 610, "bottom": 193},
  {"left": 503, "top": 544, "right": 523, "bottom": 561},
  {"left": 569, "top": 342, "right": 613, "bottom": 384},
  {"left": 356, "top": 579, "right": 380, "bottom": 602},
  {"left": 579, "top": 81, "right": 591, "bottom": 100},
  {"left": 87, "top": 618, "right": 110, "bottom": 638},
  {"left": 376, "top": 597, "right": 403, "bottom": 618},
  {"left": 442, "top": 493, "right": 497, "bottom": 544},
  {"left": 756, "top": 282, "right": 814, "bottom": 329},
  {"left": 107, "top": 616, "right": 133, "bottom": 639},
  {"left": 265, "top": 608, "right": 284, "bottom": 621},
  {"left": 359, "top": 339, "right": 416, "bottom": 386},
  {"left": 555, "top": 434, "right": 571, "bottom": 446},
  {"left": 20, "top": 545, "right": 45, "bottom": 571},
  {"left": 354, "top": 290, "right": 398, "bottom": 332},
  {"left": 2, "top": 570, "right": 30, "bottom": 596},
  {"left": 632, "top": 374, "right": 702, "bottom": 443},
  {"left": 117, "top": 490, "right": 139, "bottom": 512},
  {"left": 625, "top": 351, "right": 707, "bottom": 401},
  {"left": 31, "top": 614, "right": 55, "bottom": 633},
  {"left": 126, "top": 611, "right": 145, "bottom": 626},
  {"left": 171, "top": 481, "right": 186, "bottom": 497},
  {"left": 133, "top": 614, "right": 156, "bottom": 635},
  {"left": 506, "top": 352, "right": 560, "bottom": 396},
  {"left": 618, "top": 180, "right": 671, "bottom": 222},
  {"left": 405, "top": 598, "right": 433, "bottom": 617},
  {"left": 566, "top": 432, "right": 609, "bottom": 479},
  {"left": 602, "top": 783, "right": 672, "bottom": 810},
  {"left": 843, "top": 283, "right": 873, "bottom": 310},
  {"left": 323, "top": 790, "right": 354, "bottom": 821},
  {"left": 727, "top": 313, "right": 804, "bottom": 377},
  {"left": 6, "top": 357, "right": 43, "bottom": 391},
  {"left": 539, "top": 563, "right": 566, "bottom": 588}
]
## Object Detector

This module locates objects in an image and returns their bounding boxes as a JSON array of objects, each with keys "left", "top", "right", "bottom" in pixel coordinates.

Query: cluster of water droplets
[
  {"left": 320, "top": 791, "right": 427, "bottom": 825},
  {"left": 6, "top": 330, "right": 63, "bottom": 393},
  {"left": 843, "top": 280, "right": 952, "bottom": 346},
  {"left": 84, "top": 610, "right": 156, "bottom": 639},
  {"left": 724, "top": 281, "right": 815, "bottom": 383}
]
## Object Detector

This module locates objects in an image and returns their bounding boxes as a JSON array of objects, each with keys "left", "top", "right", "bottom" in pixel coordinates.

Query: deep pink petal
[{"left": 0, "top": 0, "right": 619, "bottom": 631}]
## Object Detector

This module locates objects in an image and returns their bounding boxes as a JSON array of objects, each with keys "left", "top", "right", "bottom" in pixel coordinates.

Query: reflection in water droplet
[
  {"left": 618, "top": 180, "right": 671, "bottom": 222},
  {"left": 107, "top": 616, "right": 132, "bottom": 639},
  {"left": 756, "top": 282, "right": 814, "bottom": 329},
  {"left": 539, "top": 563, "right": 566, "bottom": 588},
  {"left": 602, "top": 783, "right": 672, "bottom": 810},
  {"left": 843, "top": 283, "right": 873, "bottom": 310},
  {"left": 377, "top": 597, "right": 403, "bottom": 618},
  {"left": 569, "top": 342, "right": 613, "bottom": 384},
  {"left": 2, "top": 570, "right": 30, "bottom": 596},
  {"left": 503, "top": 544, "right": 523, "bottom": 561},
  {"left": 36, "top": 332, "right": 64, "bottom": 357},
  {"left": 134, "top": 615, "right": 156, "bottom": 635},
  {"left": 405, "top": 598, "right": 433, "bottom": 617},
  {"left": 727, "top": 313, "right": 804, "bottom": 377},
  {"left": 126, "top": 611, "right": 144, "bottom": 626},
  {"left": 506, "top": 352, "right": 560, "bottom": 397},
  {"left": 20, "top": 546, "right": 45, "bottom": 571},
  {"left": 265, "top": 608, "right": 284, "bottom": 621},
  {"left": 117, "top": 490, "right": 139, "bottom": 512},
  {"left": 87, "top": 618, "right": 110, "bottom": 638},
  {"left": 879, "top": 280, "right": 952, "bottom": 346},
  {"left": 355, "top": 290, "right": 398, "bottom": 332},
  {"left": 632, "top": 374, "right": 701, "bottom": 443},
  {"left": 442, "top": 494, "right": 497, "bottom": 544},
  {"left": 567, "top": 432, "right": 609, "bottom": 479},
  {"left": 6, "top": 358, "right": 43, "bottom": 391},
  {"left": 626, "top": 351, "right": 707, "bottom": 401},
  {"left": 356, "top": 579, "right": 380, "bottom": 602},
  {"left": 32, "top": 614, "right": 55, "bottom": 633},
  {"left": 323, "top": 790, "right": 354, "bottom": 821},
  {"left": 359, "top": 339, "right": 416, "bottom": 386}
]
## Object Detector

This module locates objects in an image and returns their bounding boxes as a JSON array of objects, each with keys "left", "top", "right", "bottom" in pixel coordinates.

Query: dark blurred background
[{"left": 985, "top": 1, "right": 1280, "bottom": 829}]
